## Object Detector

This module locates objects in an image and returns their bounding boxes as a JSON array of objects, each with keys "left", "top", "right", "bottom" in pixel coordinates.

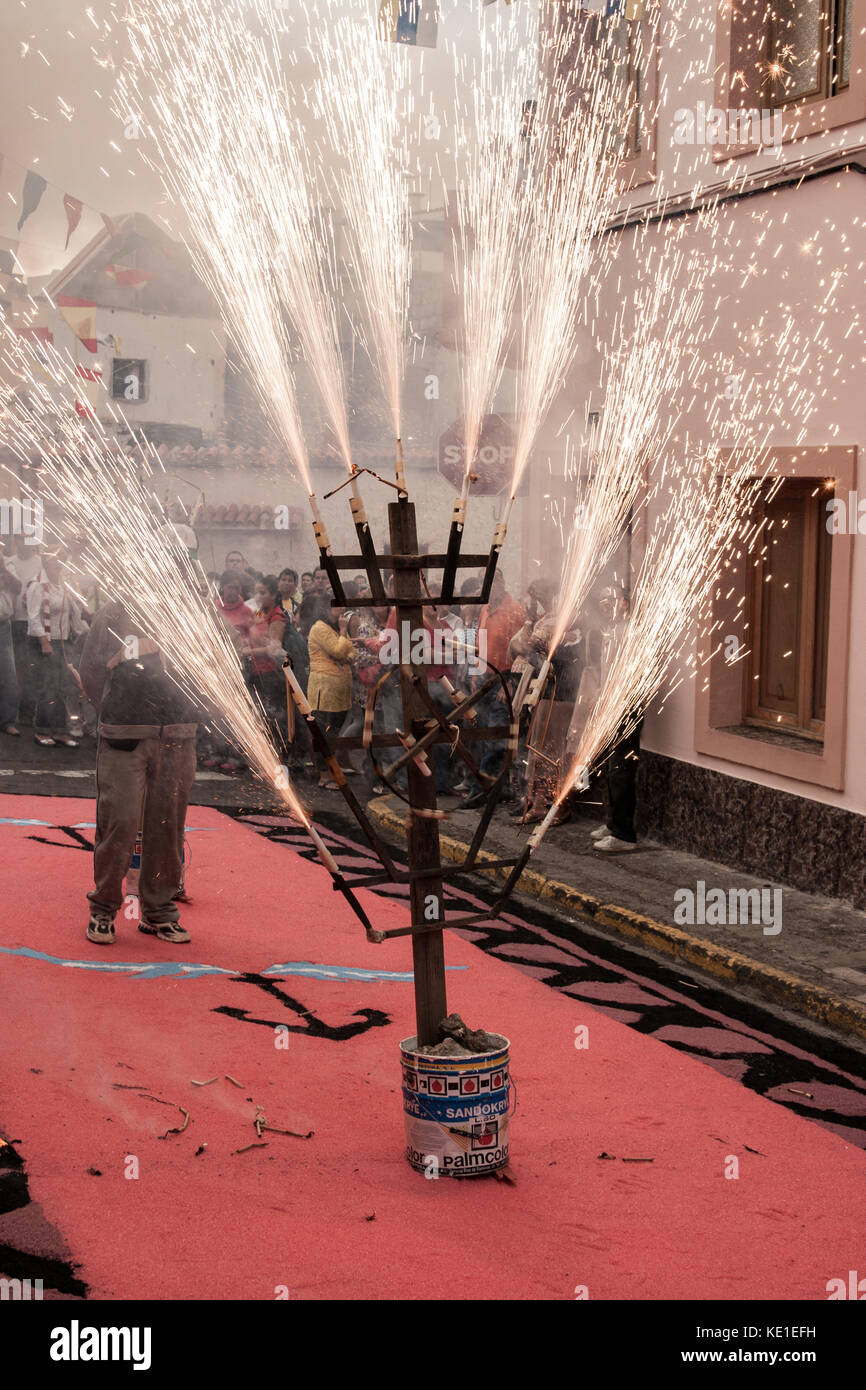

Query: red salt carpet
[{"left": 1, "top": 792, "right": 864, "bottom": 1301}]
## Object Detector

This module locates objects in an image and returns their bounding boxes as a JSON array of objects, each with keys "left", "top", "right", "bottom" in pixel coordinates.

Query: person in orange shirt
[{"left": 478, "top": 571, "right": 527, "bottom": 673}]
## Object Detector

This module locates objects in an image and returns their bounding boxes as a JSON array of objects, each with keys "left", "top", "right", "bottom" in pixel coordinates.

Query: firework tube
[
  {"left": 392, "top": 730, "right": 432, "bottom": 777},
  {"left": 524, "top": 658, "right": 551, "bottom": 710},
  {"left": 283, "top": 663, "right": 401, "bottom": 907},
  {"left": 270, "top": 752, "right": 341, "bottom": 879},
  {"left": 309, "top": 492, "right": 331, "bottom": 554},
  {"left": 526, "top": 764, "right": 590, "bottom": 851},
  {"left": 439, "top": 475, "right": 469, "bottom": 605},
  {"left": 348, "top": 477, "right": 388, "bottom": 605},
  {"left": 306, "top": 820, "right": 383, "bottom": 942},
  {"left": 527, "top": 798, "right": 560, "bottom": 850},
  {"left": 348, "top": 478, "right": 367, "bottom": 528},
  {"left": 479, "top": 495, "right": 514, "bottom": 602},
  {"left": 496, "top": 761, "right": 592, "bottom": 903},
  {"left": 306, "top": 822, "right": 342, "bottom": 878},
  {"left": 511, "top": 664, "right": 534, "bottom": 713},
  {"left": 440, "top": 673, "right": 477, "bottom": 723},
  {"left": 395, "top": 436, "right": 407, "bottom": 495},
  {"left": 309, "top": 491, "right": 350, "bottom": 603},
  {"left": 284, "top": 662, "right": 313, "bottom": 718}
]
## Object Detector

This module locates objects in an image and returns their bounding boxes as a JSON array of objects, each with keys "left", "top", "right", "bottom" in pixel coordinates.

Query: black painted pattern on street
[{"left": 234, "top": 808, "right": 866, "bottom": 1151}]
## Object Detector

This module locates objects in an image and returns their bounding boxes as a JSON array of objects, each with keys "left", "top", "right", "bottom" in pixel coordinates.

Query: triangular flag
[
  {"left": 0, "top": 236, "right": 20, "bottom": 279},
  {"left": 63, "top": 194, "right": 83, "bottom": 248},
  {"left": 16, "top": 325, "right": 54, "bottom": 345},
  {"left": 17, "top": 170, "right": 47, "bottom": 231},
  {"left": 105, "top": 264, "right": 153, "bottom": 288},
  {"left": 56, "top": 295, "right": 98, "bottom": 353},
  {"left": 74, "top": 364, "right": 103, "bottom": 418}
]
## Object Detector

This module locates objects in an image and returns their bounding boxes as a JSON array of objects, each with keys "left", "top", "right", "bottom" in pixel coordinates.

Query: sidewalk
[{"left": 368, "top": 795, "right": 866, "bottom": 1043}]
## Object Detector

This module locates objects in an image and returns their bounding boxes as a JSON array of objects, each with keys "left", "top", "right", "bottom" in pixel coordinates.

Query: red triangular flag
[
  {"left": 63, "top": 194, "right": 83, "bottom": 248},
  {"left": 105, "top": 264, "right": 153, "bottom": 288}
]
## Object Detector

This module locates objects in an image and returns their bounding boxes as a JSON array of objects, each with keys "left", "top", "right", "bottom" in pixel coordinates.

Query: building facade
[{"left": 551, "top": 0, "right": 866, "bottom": 903}]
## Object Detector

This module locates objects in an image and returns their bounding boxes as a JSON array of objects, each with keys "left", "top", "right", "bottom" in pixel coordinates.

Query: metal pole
[{"left": 388, "top": 497, "right": 447, "bottom": 1046}]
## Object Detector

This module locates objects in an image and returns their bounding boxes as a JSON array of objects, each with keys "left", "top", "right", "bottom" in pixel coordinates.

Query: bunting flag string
[
  {"left": 17, "top": 170, "right": 48, "bottom": 231},
  {"left": 56, "top": 295, "right": 98, "bottom": 353},
  {"left": 63, "top": 194, "right": 83, "bottom": 248},
  {"left": 105, "top": 264, "right": 153, "bottom": 288},
  {"left": 73, "top": 363, "right": 103, "bottom": 418},
  {"left": 0, "top": 151, "right": 136, "bottom": 262}
]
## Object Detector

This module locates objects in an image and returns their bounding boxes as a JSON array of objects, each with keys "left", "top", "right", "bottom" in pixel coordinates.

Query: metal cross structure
[{"left": 283, "top": 487, "right": 539, "bottom": 1046}]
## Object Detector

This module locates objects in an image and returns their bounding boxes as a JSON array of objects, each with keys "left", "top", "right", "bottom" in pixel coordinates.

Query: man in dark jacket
[{"left": 79, "top": 602, "right": 201, "bottom": 945}]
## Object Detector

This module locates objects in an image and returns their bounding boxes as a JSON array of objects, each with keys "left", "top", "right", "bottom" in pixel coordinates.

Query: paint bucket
[{"left": 400, "top": 1035, "right": 511, "bottom": 1177}]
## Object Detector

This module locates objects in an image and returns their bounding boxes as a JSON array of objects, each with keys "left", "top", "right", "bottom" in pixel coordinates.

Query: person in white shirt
[
  {"left": 0, "top": 545, "right": 22, "bottom": 734},
  {"left": 8, "top": 536, "right": 42, "bottom": 728},
  {"left": 26, "top": 553, "right": 86, "bottom": 746}
]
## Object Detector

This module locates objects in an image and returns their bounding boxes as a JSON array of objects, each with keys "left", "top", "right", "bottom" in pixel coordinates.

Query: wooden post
[{"left": 388, "top": 498, "right": 448, "bottom": 1046}]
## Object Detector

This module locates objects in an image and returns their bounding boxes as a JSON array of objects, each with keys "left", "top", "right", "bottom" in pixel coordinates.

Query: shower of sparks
[
  {"left": 552, "top": 258, "right": 846, "bottom": 811},
  {"left": 117, "top": 0, "right": 357, "bottom": 496},
  {"left": 0, "top": 314, "right": 311, "bottom": 828},
  {"left": 507, "top": 6, "right": 631, "bottom": 504},
  {"left": 311, "top": 5, "right": 413, "bottom": 455},
  {"left": 548, "top": 221, "right": 706, "bottom": 653},
  {"left": 445, "top": 7, "right": 534, "bottom": 488},
  {"left": 561, "top": 459, "right": 774, "bottom": 802}
]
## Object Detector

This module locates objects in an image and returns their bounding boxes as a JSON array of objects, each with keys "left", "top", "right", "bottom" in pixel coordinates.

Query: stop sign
[{"left": 438, "top": 413, "right": 516, "bottom": 496}]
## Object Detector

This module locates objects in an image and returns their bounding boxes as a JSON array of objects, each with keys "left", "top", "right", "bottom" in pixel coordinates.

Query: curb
[{"left": 368, "top": 798, "right": 866, "bottom": 1045}]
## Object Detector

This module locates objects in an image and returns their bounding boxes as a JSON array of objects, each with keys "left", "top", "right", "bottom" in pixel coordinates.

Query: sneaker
[
  {"left": 594, "top": 834, "right": 637, "bottom": 853},
  {"left": 590, "top": 825, "right": 608, "bottom": 840},
  {"left": 34, "top": 734, "right": 56, "bottom": 746},
  {"left": 53, "top": 734, "right": 78, "bottom": 747},
  {"left": 3, "top": 725, "right": 20, "bottom": 737},
  {"left": 139, "top": 919, "right": 191, "bottom": 944},
  {"left": 86, "top": 910, "right": 116, "bottom": 946}
]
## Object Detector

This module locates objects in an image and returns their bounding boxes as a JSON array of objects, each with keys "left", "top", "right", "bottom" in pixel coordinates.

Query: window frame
[
  {"left": 546, "top": 0, "right": 659, "bottom": 190},
  {"left": 111, "top": 357, "right": 149, "bottom": 405},
  {"left": 694, "top": 445, "right": 856, "bottom": 791},
  {"left": 714, "top": 0, "right": 866, "bottom": 156},
  {"left": 743, "top": 476, "right": 832, "bottom": 740}
]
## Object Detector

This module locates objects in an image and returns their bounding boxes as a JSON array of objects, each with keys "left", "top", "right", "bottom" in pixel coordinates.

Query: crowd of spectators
[{"left": 0, "top": 536, "right": 637, "bottom": 844}]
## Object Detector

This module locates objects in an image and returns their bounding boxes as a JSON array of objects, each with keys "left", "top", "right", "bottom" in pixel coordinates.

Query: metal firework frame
[{"left": 284, "top": 487, "right": 539, "bottom": 1045}]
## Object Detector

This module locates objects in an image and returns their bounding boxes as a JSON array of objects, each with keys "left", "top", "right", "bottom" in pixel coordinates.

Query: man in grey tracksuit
[{"left": 79, "top": 602, "right": 201, "bottom": 946}]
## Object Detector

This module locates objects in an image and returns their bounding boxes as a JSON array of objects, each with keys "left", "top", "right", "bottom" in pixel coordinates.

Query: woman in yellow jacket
[{"left": 307, "top": 598, "right": 356, "bottom": 789}]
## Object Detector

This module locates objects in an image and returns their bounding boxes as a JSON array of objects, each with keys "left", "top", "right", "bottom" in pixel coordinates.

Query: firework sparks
[
  {"left": 446, "top": 7, "right": 534, "bottom": 495},
  {"left": 507, "top": 7, "right": 630, "bottom": 514},
  {"left": 119, "top": 0, "right": 358, "bottom": 508},
  {"left": 0, "top": 314, "right": 311, "bottom": 833},
  {"left": 548, "top": 222, "right": 706, "bottom": 655},
  {"left": 311, "top": 5, "right": 414, "bottom": 478}
]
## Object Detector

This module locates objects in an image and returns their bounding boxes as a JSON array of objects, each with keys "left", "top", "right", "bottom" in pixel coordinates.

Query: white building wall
[{"left": 45, "top": 304, "right": 226, "bottom": 438}]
